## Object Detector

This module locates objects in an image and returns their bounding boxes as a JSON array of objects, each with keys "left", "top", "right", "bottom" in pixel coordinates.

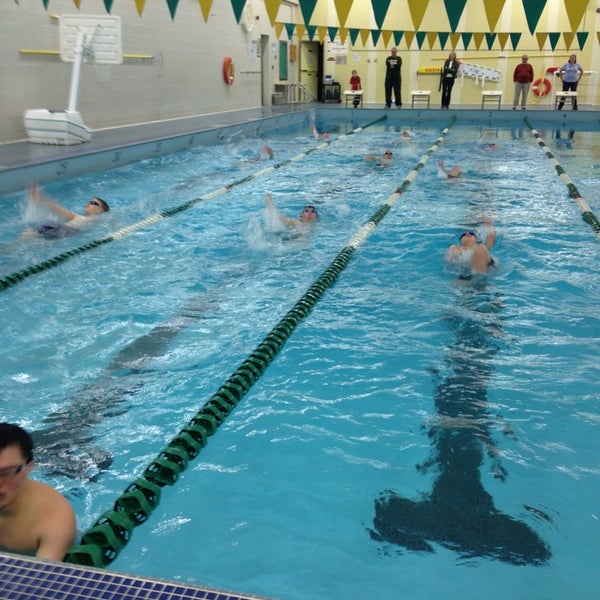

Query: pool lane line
[
  {"left": 0, "top": 115, "right": 388, "bottom": 293},
  {"left": 65, "top": 116, "right": 455, "bottom": 569},
  {"left": 525, "top": 117, "right": 600, "bottom": 239}
]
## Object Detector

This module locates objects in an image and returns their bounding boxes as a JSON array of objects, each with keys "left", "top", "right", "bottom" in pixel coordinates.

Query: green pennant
[
  {"left": 444, "top": 0, "right": 467, "bottom": 33},
  {"left": 415, "top": 31, "right": 426, "bottom": 49},
  {"left": 328, "top": 27, "right": 338, "bottom": 42},
  {"left": 103, "top": 0, "right": 114, "bottom": 12},
  {"left": 509, "top": 32, "right": 521, "bottom": 50},
  {"left": 349, "top": 28, "right": 360, "bottom": 45},
  {"left": 166, "top": 0, "right": 179, "bottom": 19},
  {"left": 230, "top": 0, "right": 246, "bottom": 24},
  {"left": 461, "top": 32, "right": 472, "bottom": 50},
  {"left": 576, "top": 31, "right": 588, "bottom": 50},
  {"left": 485, "top": 32, "right": 496, "bottom": 49},
  {"left": 42, "top": 0, "right": 49, "bottom": 8},
  {"left": 522, "top": 0, "right": 546, "bottom": 35},
  {"left": 371, "top": 29, "right": 381, "bottom": 47},
  {"left": 393, "top": 30, "right": 404, "bottom": 46},
  {"left": 298, "top": 0, "right": 318, "bottom": 26},
  {"left": 371, "top": 0, "right": 391, "bottom": 30},
  {"left": 306, "top": 24, "right": 317, "bottom": 41},
  {"left": 285, "top": 23, "right": 295, "bottom": 39},
  {"left": 548, "top": 32, "right": 560, "bottom": 51},
  {"left": 438, "top": 31, "right": 449, "bottom": 50}
]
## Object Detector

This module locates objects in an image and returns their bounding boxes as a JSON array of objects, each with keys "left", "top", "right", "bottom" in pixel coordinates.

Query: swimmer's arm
[
  {"left": 265, "top": 193, "right": 298, "bottom": 227},
  {"left": 29, "top": 184, "right": 77, "bottom": 221},
  {"left": 482, "top": 221, "right": 496, "bottom": 249}
]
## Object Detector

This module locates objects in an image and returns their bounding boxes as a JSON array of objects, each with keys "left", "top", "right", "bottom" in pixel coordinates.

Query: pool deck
[{"left": 0, "top": 100, "right": 598, "bottom": 600}]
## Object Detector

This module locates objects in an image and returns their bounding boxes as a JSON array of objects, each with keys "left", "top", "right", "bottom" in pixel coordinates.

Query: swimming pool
[{"left": 1, "top": 114, "right": 599, "bottom": 600}]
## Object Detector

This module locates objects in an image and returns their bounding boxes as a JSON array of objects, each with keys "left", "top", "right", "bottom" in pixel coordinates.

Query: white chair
[
  {"left": 410, "top": 90, "right": 431, "bottom": 109},
  {"left": 343, "top": 89, "right": 364, "bottom": 108},
  {"left": 554, "top": 91, "right": 577, "bottom": 110},
  {"left": 481, "top": 91, "right": 502, "bottom": 110}
]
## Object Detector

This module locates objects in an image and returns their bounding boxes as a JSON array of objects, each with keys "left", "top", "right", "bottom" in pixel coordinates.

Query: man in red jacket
[{"left": 512, "top": 55, "right": 534, "bottom": 110}]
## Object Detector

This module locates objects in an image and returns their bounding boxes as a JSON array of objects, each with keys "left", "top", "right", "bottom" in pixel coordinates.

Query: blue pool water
[{"left": 1, "top": 117, "right": 599, "bottom": 600}]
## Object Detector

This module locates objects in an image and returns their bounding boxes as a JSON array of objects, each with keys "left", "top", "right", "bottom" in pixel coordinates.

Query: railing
[{"left": 289, "top": 81, "right": 316, "bottom": 104}]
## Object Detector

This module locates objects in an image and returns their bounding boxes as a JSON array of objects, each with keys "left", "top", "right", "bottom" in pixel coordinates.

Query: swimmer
[
  {"left": 25, "top": 183, "right": 109, "bottom": 239},
  {"left": 446, "top": 220, "right": 496, "bottom": 276},
  {"left": 265, "top": 193, "right": 318, "bottom": 227},
  {"left": 311, "top": 123, "right": 329, "bottom": 139},
  {"left": 438, "top": 160, "right": 462, "bottom": 178},
  {"left": 365, "top": 150, "right": 393, "bottom": 166}
]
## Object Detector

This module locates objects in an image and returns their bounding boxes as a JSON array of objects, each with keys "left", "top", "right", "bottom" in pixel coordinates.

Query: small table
[
  {"left": 410, "top": 90, "right": 431, "bottom": 109},
  {"left": 555, "top": 91, "right": 577, "bottom": 110},
  {"left": 481, "top": 91, "right": 502, "bottom": 109},
  {"left": 343, "top": 90, "right": 364, "bottom": 108}
]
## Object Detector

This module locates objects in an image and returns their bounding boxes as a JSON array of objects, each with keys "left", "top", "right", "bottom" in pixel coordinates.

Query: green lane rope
[
  {"left": 524, "top": 117, "right": 600, "bottom": 238},
  {"left": 65, "top": 116, "right": 455, "bottom": 569},
  {"left": 0, "top": 115, "right": 388, "bottom": 293}
]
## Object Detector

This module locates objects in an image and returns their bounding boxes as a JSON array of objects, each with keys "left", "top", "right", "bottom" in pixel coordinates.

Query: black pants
[
  {"left": 557, "top": 81, "right": 578, "bottom": 110},
  {"left": 385, "top": 77, "right": 401, "bottom": 107},
  {"left": 441, "top": 78, "right": 455, "bottom": 108}
]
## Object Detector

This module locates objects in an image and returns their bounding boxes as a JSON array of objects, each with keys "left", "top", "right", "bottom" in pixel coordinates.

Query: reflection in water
[{"left": 370, "top": 285, "right": 551, "bottom": 565}]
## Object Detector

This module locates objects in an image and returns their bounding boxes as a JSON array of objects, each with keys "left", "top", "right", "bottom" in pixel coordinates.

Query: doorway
[{"left": 299, "top": 41, "right": 323, "bottom": 100}]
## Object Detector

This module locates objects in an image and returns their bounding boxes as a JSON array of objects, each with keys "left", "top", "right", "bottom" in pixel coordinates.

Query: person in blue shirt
[{"left": 557, "top": 54, "right": 583, "bottom": 111}]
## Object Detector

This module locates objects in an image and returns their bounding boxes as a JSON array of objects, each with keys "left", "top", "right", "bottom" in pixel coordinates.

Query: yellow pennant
[
  {"left": 73, "top": 0, "right": 81, "bottom": 8},
  {"left": 381, "top": 30, "right": 392, "bottom": 48},
  {"left": 359, "top": 29, "right": 371, "bottom": 46},
  {"left": 333, "top": 0, "right": 353, "bottom": 29},
  {"left": 407, "top": 0, "right": 429, "bottom": 31},
  {"left": 404, "top": 30, "right": 415, "bottom": 50},
  {"left": 338, "top": 27, "right": 348, "bottom": 44},
  {"left": 317, "top": 25, "right": 328, "bottom": 42},
  {"left": 497, "top": 32, "right": 509, "bottom": 50},
  {"left": 274, "top": 22, "right": 285, "bottom": 39},
  {"left": 563, "top": 31, "right": 575, "bottom": 50},
  {"left": 264, "top": 0, "right": 282, "bottom": 27},
  {"left": 296, "top": 24, "right": 306, "bottom": 41},
  {"left": 198, "top": 0, "right": 213, "bottom": 22},
  {"left": 535, "top": 32, "right": 548, "bottom": 51},
  {"left": 473, "top": 32, "right": 484, "bottom": 50},
  {"left": 449, "top": 32, "right": 460, "bottom": 49},
  {"left": 426, "top": 31, "right": 437, "bottom": 50},
  {"left": 134, "top": 0, "right": 146, "bottom": 16},
  {"left": 482, "top": 0, "right": 506, "bottom": 33},
  {"left": 564, "top": 0, "right": 587, "bottom": 32}
]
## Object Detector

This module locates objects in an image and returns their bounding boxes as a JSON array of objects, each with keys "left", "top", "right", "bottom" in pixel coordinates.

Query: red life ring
[
  {"left": 532, "top": 78, "right": 551, "bottom": 97},
  {"left": 223, "top": 56, "right": 234, "bottom": 85}
]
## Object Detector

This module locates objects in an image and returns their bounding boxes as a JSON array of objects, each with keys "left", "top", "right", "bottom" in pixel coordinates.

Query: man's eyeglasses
[
  {"left": 302, "top": 206, "right": 317, "bottom": 214},
  {"left": 384, "top": 151, "right": 393, "bottom": 157},
  {"left": 89, "top": 200, "right": 100, "bottom": 207},
  {"left": 0, "top": 462, "right": 28, "bottom": 479}
]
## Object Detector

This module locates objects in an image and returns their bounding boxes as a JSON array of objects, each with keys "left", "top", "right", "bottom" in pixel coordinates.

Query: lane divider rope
[
  {"left": 65, "top": 116, "right": 456, "bottom": 569},
  {"left": 0, "top": 115, "right": 388, "bottom": 292},
  {"left": 524, "top": 117, "right": 600, "bottom": 239}
]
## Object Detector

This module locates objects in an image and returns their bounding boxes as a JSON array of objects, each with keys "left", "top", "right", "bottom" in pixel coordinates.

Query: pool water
[{"left": 1, "top": 118, "right": 599, "bottom": 600}]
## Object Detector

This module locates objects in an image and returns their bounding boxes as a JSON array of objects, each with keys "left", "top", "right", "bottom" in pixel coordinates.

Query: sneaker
[
  {"left": 385, "top": 104, "right": 391, "bottom": 109},
  {"left": 521, "top": 107, "right": 526, "bottom": 110},
  {"left": 512, "top": 106, "right": 516, "bottom": 110}
]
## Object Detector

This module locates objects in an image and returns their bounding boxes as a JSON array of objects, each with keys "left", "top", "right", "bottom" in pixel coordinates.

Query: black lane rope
[
  {"left": 65, "top": 116, "right": 456, "bottom": 569},
  {"left": 524, "top": 117, "right": 600, "bottom": 238},
  {"left": 0, "top": 115, "right": 388, "bottom": 293}
]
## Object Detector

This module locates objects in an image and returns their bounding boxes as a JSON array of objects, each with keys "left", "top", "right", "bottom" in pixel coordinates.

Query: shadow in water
[{"left": 369, "top": 285, "right": 551, "bottom": 565}]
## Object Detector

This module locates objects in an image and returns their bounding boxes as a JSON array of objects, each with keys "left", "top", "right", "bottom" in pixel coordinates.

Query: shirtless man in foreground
[
  {"left": 0, "top": 423, "right": 76, "bottom": 560},
  {"left": 446, "top": 221, "right": 496, "bottom": 275}
]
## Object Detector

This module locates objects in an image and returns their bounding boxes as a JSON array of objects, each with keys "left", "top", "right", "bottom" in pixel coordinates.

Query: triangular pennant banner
[
  {"left": 371, "top": 29, "right": 382, "bottom": 47},
  {"left": 535, "top": 32, "right": 547, "bottom": 51},
  {"left": 349, "top": 28, "right": 360, "bottom": 45},
  {"left": 371, "top": 0, "right": 391, "bottom": 29},
  {"left": 509, "top": 32, "right": 521, "bottom": 50},
  {"left": 576, "top": 31, "right": 588, "bottom": 50},
  {"left": 317, "top": 26, "right": 327, "bottom": 42},
  {"left": 450, "top": 32, "right": 461, "bottom": 49},
  {"left": 407, "top": 0, "right": 429, "bottom": 31},
  {"left": 285, "top": 22, "right": 295, "bottom": 39},
  {"left": 473, "top": 32, "right": 484, "bottom": 50},
  {"left": 298, "top": 0, "right": 318, "bottom": 26},
  {"left": 597, "top": 31, "right": 600, "bottom": 46},
  {"left": 230, "top": 0, "right": 246, "bottom": 24},
  {"left": 264, "top": 0, "right": 282, "bottom": 27},
  {"left": 461, "top": 32, "right": 472, "bottom": 50},
  {"left": 563, "top": 31, "right": 575, "bottom": 50},
  {"left": 565, "top": 0, "right": 587, "bottom": 32},
  {"left": 483, "top": 0, "right": 506, "bottom": 33},
  {"left": 334, "top": 0, "right": 353, "bottom": 29},
  {"left": 135, "top": 0, "right": 146, "bottom": 16},
  {"left": 426, "top": 31, "right": 437, "bottom": 49},
  {"left": 306, "top": 25, "right": 317, "bottom": 41},
  {"left": 415, "top": 31, "right": 427, "bottom": 49},
  {"left": 328, "top": 27, "right": 338, "bottom": 42},
  {"left": 166, "top": 0, "right": 179, "bottom": 20},
  {"left": 275, "top": 22, "right": 285, "bottom": 38},
  {"left": 497, "top": 32, "right": 509, "bottom": 50},
  {"left": 338, "top": 27, "right": 348, "bottom": 44},
  {"left": 548, "top": 32, "right": 560, "bottom": 51},
  {"left": 42, "top": 0, "right": 49, "bottom": 8},
  {"left": 438, "top": 32, "right": 449, "bottom": 50},
  {"left": 393, "top": 31, "right": 404, "bottom": 47},
  {"left": 359, "top": 29, "right": 371, "bottom": 46},
  {"left": 103, "top": 0, "right": 114, "bottom": 12},
  {"left": 404, "top": 31, "right": 415, "bottom": 49},
  {"left": 198, "top": 0, "right": 212, "bottom": 21},
  {"left": 522, "top": 0, "right": 546, "bottom": 36},
  {"left": 485, "top": 32, "right": 496, "bottom": 49},
  {"left": 296, "top": 24, "right": 306, "bottom": 41},
  {"left": 444, "top": 0, "right": 467, "bottom": 33},
  {"left": 381, "top": 30, "right": 393, "bottom": 48},
  {"left": 73, "top": 0, "right": 82, "bottom": 8}
]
